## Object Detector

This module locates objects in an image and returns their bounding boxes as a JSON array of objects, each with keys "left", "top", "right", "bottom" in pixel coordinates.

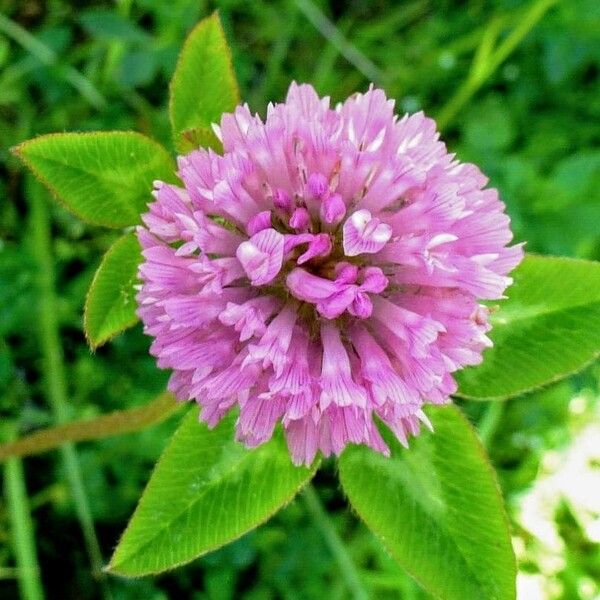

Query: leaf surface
[
  {"left": 456, "top": 254, "right": 600, "bottom": 399},
  {"left": 109, "top": 408, "right": 316, "bottom": 576},
  {"left": 339, "top": 405, "right": 516, "bottom": 600},
  {"left": 84, "top": 233, "right": 141, "bottom": 348},
  {"left": 15, "top": 132, "right": 175, "bottom": 228},
  {"left": 169, "top": 12, "right": 239, "bottom": 151}
]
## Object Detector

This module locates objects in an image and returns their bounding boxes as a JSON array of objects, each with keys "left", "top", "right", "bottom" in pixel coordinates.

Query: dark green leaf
[{"left": 339, "top": 405, "right": 516, "bottom": 600}]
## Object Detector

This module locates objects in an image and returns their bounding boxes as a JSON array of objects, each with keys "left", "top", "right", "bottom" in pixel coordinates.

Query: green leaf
[
  {"left": 14, "top": 132, "right": 176, "bottom": 228},
  {"left": 169, "top": 12, "right": 239, "bottom": 152},
  {"left": 108, "top": 407, "right": 317, "bottom": 576},
  {"left": 84, "top": 233, "right": 141, "bottom": 349},
  {"left": 179, "top": 125, "right": 223, "bottom": 154},
  {"left": 456, "top": 254, "right": 600, "bottom": 400},
  {"left": 339, "top": 405, "right": 515, "bottom": 600}
]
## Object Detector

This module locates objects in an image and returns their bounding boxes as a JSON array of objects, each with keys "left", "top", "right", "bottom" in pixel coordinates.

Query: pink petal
[
  {"left": 289, "top": 207, "right": 311, "bottom": 232},
  {"left": 297, "top": 233, "right": 332, "bottom": 264},
  {"left": 343, "top": 209, "right": 392, "bottom": 256},
  {"left": 359, "top": 266, "right": 388, "bottom": 293},
  {"left": 237, "top": 395, "right": 286, "bottom": 446},
  {"left": 236, "top": 228, "right": 284, "bottom": 286},
  {"left": 348, "top": 292, "right": 372, "bottom": 318},
  {"left": 319, "top": 323, "right": 367, "bottom": 409},
  {"left": 317, "top": 286, "right": 357, "bottom": 319},
  {"left": 273, "top": 188, "right": 292, "bottom": 212},
  {"left": 320, "top": 193, "right": 346, "bottom": 225},
  {"left": 286, "top": 268, "right": 342, "bottom": 302},
  {"left": 246, "top": 210, "right": 272, "bottom": 235},
  {"left": 285, "top": 416, "right": 320, "bottom": 466},
  {"left": 306, "top": 172, "right": 329, "bottom": 199},
  {"left": 334, "top": 262, "right": 359, "bottom": 284}
]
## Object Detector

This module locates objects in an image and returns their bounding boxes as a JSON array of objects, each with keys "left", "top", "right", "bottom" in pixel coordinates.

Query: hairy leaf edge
[
  {"left": 12, "top": 131, "right": 175, "bottom": 229},
  {"left": 456, "top": 253, "right": 600, "bottom": 401},
  {"left": 107, "top": 412, "right": 319, "bottom": 577}
]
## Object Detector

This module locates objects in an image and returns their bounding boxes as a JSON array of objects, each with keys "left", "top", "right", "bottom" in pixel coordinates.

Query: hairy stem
[
  {"left": 0, "top": 392, "right": 180, "bottom": 462},
  {"left": 4, "top": 448, "right": 44, "bottom": 600},
  {"left": 27, "top": 184, "right": 109, "bottom": 594},
  {"left": 302, "top": 484, "right": 369, "bottom": 600}
]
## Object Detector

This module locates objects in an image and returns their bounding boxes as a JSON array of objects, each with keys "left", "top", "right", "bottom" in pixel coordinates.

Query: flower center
[{"left": 234, "top": 172, "right": 391, "bottom": 321}]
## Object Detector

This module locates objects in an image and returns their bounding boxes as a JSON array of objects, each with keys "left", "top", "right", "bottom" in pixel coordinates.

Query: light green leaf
[
  {"left": 456, "top": 254, "right": 600, "bottom": 400},
  {"left": 108, "top": 407, "right": 317, "bottom": 576},
  {"left": 84, "top": 233, "right": 141, "bottom": 349},
  {"left": 14, "top": 132, "right": 176, "bottom": 228},
  {"left": 339, "top": 405, "right": 515, "bottom": 600},
  {"left": 169, "top": 12, "right": 239, "bottom": 152}
]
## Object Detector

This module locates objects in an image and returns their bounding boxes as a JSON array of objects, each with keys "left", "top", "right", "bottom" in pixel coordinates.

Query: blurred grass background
[{"left": 0, "top": 0, "right": 599, "bottom": 598}]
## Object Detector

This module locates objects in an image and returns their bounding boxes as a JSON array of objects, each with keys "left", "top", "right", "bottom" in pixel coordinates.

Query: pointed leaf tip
[
  {"left": 169, "top": 12, "right": 240, "bottom": 153},
  {"left": 109, "top": 408, "right": 317, "bottom": 576}
]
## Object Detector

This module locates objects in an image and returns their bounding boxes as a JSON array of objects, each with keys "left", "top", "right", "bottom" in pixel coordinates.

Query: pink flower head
[{"left": 137, "top": 83, "right": 523, "bottom": 465}]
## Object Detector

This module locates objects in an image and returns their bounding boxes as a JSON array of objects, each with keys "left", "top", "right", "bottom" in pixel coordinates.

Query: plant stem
[
  {"left": 27, "top": 183, "right": 109, "bottom": 596},
  {"left": 0, "top": 392, "right": 180, "bottom": 462},
  {"left": 4, "top": 450, "right": 45, "bottom": 600},
  {"left": 302, "top": 484, "right": 369, "bottom": 600}
]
